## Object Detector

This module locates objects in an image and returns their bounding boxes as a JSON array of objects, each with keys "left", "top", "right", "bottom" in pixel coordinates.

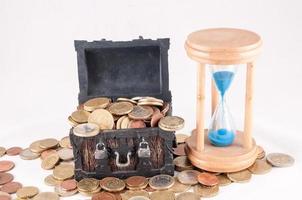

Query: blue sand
[
  {"left": 213, "top": 71, "right": 235, "bottom": 97},
  {"left": 208, "top": 128, "right": 235, "bottom": 147}
]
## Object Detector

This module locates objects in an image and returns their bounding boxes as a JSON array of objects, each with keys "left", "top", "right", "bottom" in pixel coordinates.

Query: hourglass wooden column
[{"left": 185, "top": 28, "right": 262, "bottom": 172}]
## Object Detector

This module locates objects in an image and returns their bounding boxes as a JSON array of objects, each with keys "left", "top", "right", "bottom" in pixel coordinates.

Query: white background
[{"left": 0, "top": 0, "right": 301, "bottom": 199}]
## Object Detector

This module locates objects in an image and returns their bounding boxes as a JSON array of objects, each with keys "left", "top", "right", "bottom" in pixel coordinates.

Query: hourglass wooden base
[{"left": 185, "top": 129, "right": 258, "bottom": 172}]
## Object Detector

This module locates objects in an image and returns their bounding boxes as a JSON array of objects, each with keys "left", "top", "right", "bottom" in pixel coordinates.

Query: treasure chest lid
[{"left": 75, "top": 37, "right": 171, "bottom": 104}]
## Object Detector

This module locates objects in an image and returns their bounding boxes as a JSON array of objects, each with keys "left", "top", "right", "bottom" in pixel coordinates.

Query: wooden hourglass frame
[{"left": 185, "top": 28, "right": 262, "bottom": 172}]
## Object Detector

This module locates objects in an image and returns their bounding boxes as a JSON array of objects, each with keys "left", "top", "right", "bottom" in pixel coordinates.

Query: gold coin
[
  {"left": 16, "top": 186, "right": 39, "bottom": 199},
  {"left": 137, "top": 101, "right": 163, "bottom": 107},
  {"left": 73, "top": 123, "right": 99, "bottom": 137},
  {"left": 173, "top": 156, "right": 193, "bottom": 172},
  {"left": 29, "top": 140, "right": 45, "bottom": 153},
  {"left": 102, "top": 177, "right": 125, "bottom": 192},
  {"left": 54, "top": 184, "right": 78, "bottom": 197},
  {"left": 131, "top": 96, "right": 144, "bottom": 101},
  {"left": 117, "top": 97, "right": 137, "bottom": 104},
  {"left": 88, "top": 109, "right": 114, "bottom": 130},
  {"left": 44, "top": 175, "right": 62, "bottom": 186},
  {"left": 116, "top": 116, "right": 127, "bottom": 129},
  {"left": 176, "top": 192, "right": 200, "bottom": 200},
  {"left": 217, "top": 174, "right": 232, "bottom": 186},
  {"left": 71, "top": 110, "right": 90, "bottom": 123},
  {"left": 84, "top": 97, "right": 111, "bottom": 112},
  {"left": 128, "top": 106, "right": 153, "bottom": 120},
  {"left": 53, "top": 164, "right": 74, "bottom": 181},
  {"left": 138, "top": 97, "right": 164, "bottom": 104},
  {"left": 121, "top": 190, "right": 149, "bottom": 200},
  {"left": 175, "top": 134, "right": 189, "bottom": 144},
  {"left": 159, "top": 116, "right": 185, "bottom": 131},
  {"left": 19, "top": 148, "right": 40, "bottom": 160},
  {"left": 193, "top": 184, "right": 219, "bottom": 198},
  {"left": 41, "top": 154, "right": 60, "bottom": 170},
  {"left": 128, "top": 196, "right": 150, "bottom": 200},
  {"left": 108, "top": 102, "right": 134, "bottom": 116},
  {"left": 149, "top": 191, "right": 174, "bottom": 200},
  {"left": 168, "top": 178, "right": 191, "bottom": 193},
  {"left": 68, "top": 116, "right": 79, "bottom": 127},
  {"left": 33, "top": 192, "right": 59, "bottom": 200},
  {"left": 256, "top": 145, "right": 265, "bottom": 159},
  {"left": 79, "top": 187, "right": 101, "bottom": 196},
  {"left": 77, "top": 178, "right": 99, "bottom": 192},
  {"left": 121, "top": 116, "right": 130, "bottom": 129},
  {"left": 59, "top": 136, "right": 72, "bottom": 149},
  {"left": 266, "top": 153, "right": 295, "bottom": 167},
  {"left": 39, "top": 138, "right": 59, "bottom": 150},
  {"left": 248, "top": 159, "right": 272, "bottom": 174},
  {"left": 0, "top": 147, "right": 6, "bottom": 157},
  {"left": 227, "top": 169, "right": 252, "bottom": 183}
]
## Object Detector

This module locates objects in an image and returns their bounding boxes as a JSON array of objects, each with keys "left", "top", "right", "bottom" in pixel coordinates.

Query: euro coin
[
  {"left": 125, "top": 176, "right": 148, "bottom": 188},
  {"left": 197, "top": 172, "right": 219, "bottom": 186},
  {"left": 177, "top": 170, "right": 200, "bottom": 185},
  {"left": 176, "top": 192, "right": 200, "bottom": 200},
  {"left": 59, "top": 136, "right": 72, "bottom": 149},
  {"left": 108, "top": 102, "right": 134, "bottom": 116},
  {"left": 266, "top": 153, "right": 295, "bottom": 167},
  {"left": 173, "top": 156, "right": 193, "bottom": 172},
  {"left": 0, "top": 182, "right": 22, "bottom": 194},
  {"left": 217, "top": 174, "right": 232, "bottom": 186},
  {"left": 175, "top": 134, "right": 189, "bottom": 144},
  {"left": 88, "top": 109, "right": 114, "bottom": 130},
  {"left": 41, "top": 154, "right": 60, "bottom": 170},
  {"left": 193, "top": 184, "right": 219, "bottom": 198},
  {"left": 53, "top": 164, "right": 74, "bottom": 181},
  {"left": 73, "top": 123, "right": 99, "bottom": 137},
  {"left": 128, "top": 120, "right": 146, "bottom": 129},
  {"left": 39, "top": 138, "right": 59, "bottom": 150},
  {"left": 227, "top": 170, "right": 252, "bottom": 183},
  {"left": 6, "top": 147, "right": 22, "bottom": 156},
  {"left": 0, "top": 173, "right": 14, "bottom": 185},
  {"left": 149, "top": 191, "right": 174, "bottom": 200},
  {"left": 149, "top": 174, "right": 174, "bottom": 190},
  {"left": 168, "top": 178, "right": 191, "bottom": 193},
  {"left": 248, "top": 159, "right": 272, "bottom": 174},
  {"left": 57, "top": 148, "right": 74, "bottom": 161},
  {"left": 77, "top": 178, "right": 100, "bottom": 192},
  {"left": 0, "top": 161, "right": 15, "bottom": 173},
  {"left": 84, "top": 97, "right": 111, "bottom": 112},
  {"left": 19, "top": 148, "right": 40, "bottom": 160},
  {"left": 71, "top": 110, "right": 90, "bottom": 123},
  {"left": 128, "top": 106, "right": 153, "bottom": 120},
  {"left": 32, "top": 192, "right": 59, "bottom": 200},
  {"left": 101, "top": 177, "right": 125, "bottom": 192},
  {"left": 159, "top": 116, "right": 185, "bottom": 131},
  {"left": 92, "top": 192, "right": 116, "bottom": 200},
  {"left": 44, "top": 175, "right": 62, "bottom": 186},
  {"left": 29, "top": 141, "right": 45, "bottom": 153},
  {"left": 16, "top": 186, "right": 39, "bottom": 199}
]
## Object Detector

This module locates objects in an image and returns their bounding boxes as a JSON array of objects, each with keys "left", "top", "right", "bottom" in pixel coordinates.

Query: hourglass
[{"left": 185, "top": 28, "right": 262, "bottom": 172}]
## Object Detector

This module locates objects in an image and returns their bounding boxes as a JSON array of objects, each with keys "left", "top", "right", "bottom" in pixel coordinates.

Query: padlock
[
  {"left": 138, "top": 137, "right": 151, "bottom": 158},
  {"left": 94, "top": 142, "right": 108, "bottom": 160}
]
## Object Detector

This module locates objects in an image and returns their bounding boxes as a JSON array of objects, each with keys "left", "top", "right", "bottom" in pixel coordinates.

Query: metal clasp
[
  {"left": 138, "top": 137, "right": 151, "bottom": 158},
  {"left": 94, "top": 141, "right": 107, "bottom": 160},
  {"left": 115, "top": 151, "right": 131, "bottom": 168}
]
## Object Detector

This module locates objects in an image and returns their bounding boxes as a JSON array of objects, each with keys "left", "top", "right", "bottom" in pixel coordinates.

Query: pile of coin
[{"left": 68, "top": 97, "right": 185, "bottom": 133}]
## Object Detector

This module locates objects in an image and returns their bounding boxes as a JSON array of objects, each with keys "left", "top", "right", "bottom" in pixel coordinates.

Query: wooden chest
[{"left": 69, "top": 37, "right": 177, "bottom": 180}]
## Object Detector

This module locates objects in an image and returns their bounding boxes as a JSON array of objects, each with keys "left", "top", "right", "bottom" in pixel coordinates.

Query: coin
[
  {"left": 256, "top": 145, "right": 265, "bottom": 159},
  {"left": 29, "top": 141, "right": 45, "bottom": 153},
  {"left": 0, "top": 161, "right": 15, "bottom": 173},
  {"left": 108, "top": 102, "right": 134, "bottom": 116},
  {"left": 150, "top": 111, "right": 164, "bottom": 127},
  {"left": 121, "top": 116, "right": 130, "bottom": 129},
  {"left": 149, "top": 174, "right": 174, "bottom": 190},
  {"left": 54, "top": 184, "right": 78, "bottom": 197},
  {"left": 77, "top": 178, "right": 100, "bottom": 192},
  {"left": 149, "top": 191, "right": 174, "bottom": 200},
  {"left": 71, "top": 110, "right": 90, "bottom": 123},
  {"left": 33, "top": 192, "right": 59, "bottom": 200},
  {"left": 0, "top": 173, "right": 13, "bottom": 185},
  {"left": 197, "top": 172, "right": 219, "bottom": 186},
  {"left": 73, "top": 123, "right": 99, "bottom": 137},
  {"left": 176, "top": 192, "right": 200, "bottom": 200},
  {"left": 0, "top": 147, "right": 6, "bottom": 157},
  {"left": 266, "top": 153, "right": 295, "bottom": 167},
  {"left": 92, "top": 191, "right": 116, "bottom": 200},
  {"left": 53, "top": 164, "right": 74, "bottom": 181},
  {"left": 0, "top": 191, "right": 10, "bottom": 200},
  {"left": 137, "top": 101, "right": 163, "bottom": 107},
  {"left": 41, "top": 154, "right": 60, "bottom": 170},
  {"left": 0, "top": 182, "right": 22, "bottom": 194},
  {"left": 159, "top": 116, "right": 184, "bottom": 131},
  {"left": 128, "top": 196, "right": 150, "bottom": 200},
  {"left": 39, "top": 138, "right": 59, "bottom": 150},
  {"left": 101, "top": 177, "right": 125, "bottom": 192},
  {"left": 84, "top": 97, "right": 111, "bottom": 112},
  {"left": 217, "top": 174, "right": 232, "bottom": 186},
  {"left": 68, "top": 116, "right": 79, "bottom": 127},
  {"left": 60, "top": 179, "right": 77, "bottom": 191},
  {"left": 57, "top": 148, "right": 74, "bottom": 161},
  {"left": 128, "top": 120, "right": 146, "bottom": 129},
  {"left": 138, "top": 97, "right": 164, "bottom": 104},
  {"left": 173, "top": 143, "right": 186, "bottom": 156},
  {"left": 59, "top": 136, "right": 72, "bottom": 149},
  {"left": 168, "top": 178, "right": 190, "bottom": 193},
  {"left": 227, "top": 170, "right": 252, "bottom": 183},
  {"left": 177, "top": 170, "right": 200, "bottom": 185},
  {"left": 173, "top": 156, "right": 193, "bottom": 172},
  {"left": 6, "top": 147, "right": 22, "bottom": 156},
  {"left": 175, "top": 134, "right": 189, "bottom": 144},
  {"left": 19, "top": 148, "right": 40, "bottom": 160},
  {"left": 128, "top": 106, "right": 153, "bottom": 120},
  {"left": 88, "top": 109, "right": 114, "bottom": 130},
  {"left": 16, "top": 186, "right": 39, "bottom": 199},
  {"left": 79, "top": 186, "right": 101, "bottom": 196},
  {"left": 161, "top": 103, "right": 170, "bottom": 116},
  {"left": 126, "top": 176, "right": 148, "bottom": 188},
  {"left": 193, "top": 184, "right": 219, "bottom": 198},
  {"left": 41, "top": 149, "right": 57, "bottom": 160},
  {"left": 117, "top": 97, "right": 137, "bottom": 105},
  {"left": 248, "top": 159, "right": 272, "bottom": 174},
  {"left": 44, "top": 175, "right": 62, "bottom": 186}
]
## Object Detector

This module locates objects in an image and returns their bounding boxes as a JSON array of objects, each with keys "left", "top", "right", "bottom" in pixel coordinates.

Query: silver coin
[
  {"left": 177, "top": 170, "right": 200, "bottom": 185},
  {"left": 266, "top": 153, "right": 295, "bottom": 167},
  {"left": 73, "top": 123, "right": 99, "bottom": 137},
  {"left": 19, "top": 148, "right": 40, "bottom": 160},
  {"left": 149, "top": 175, "right": 175, "bottom": 190}
]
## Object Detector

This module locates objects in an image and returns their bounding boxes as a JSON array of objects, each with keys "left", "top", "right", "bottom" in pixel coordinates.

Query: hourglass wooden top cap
[{"left": 185, "top": 28, "right": 262, "bottom": 64}]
